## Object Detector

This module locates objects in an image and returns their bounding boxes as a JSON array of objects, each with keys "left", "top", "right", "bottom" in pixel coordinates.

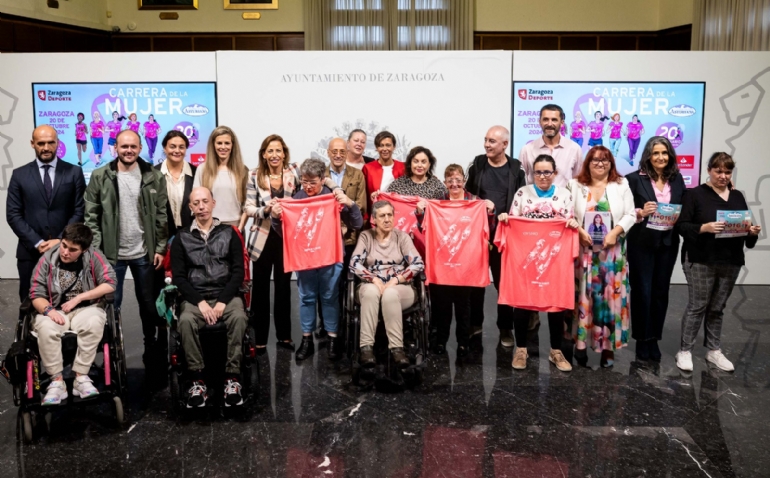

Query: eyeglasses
[
  {"left": 445, "top": 179, "right": 464, "bottom": 185},
  {"left": 590, "top": 159, "right": 610, "bottom": 165},
  {"left": 329, "top": 149, "right": 346, "bottom": 155},
  {"left": 301, "top": 179, "right": 320, "bottom": 187},
  {"left": 534, "top": 171, "right": 554, "bottom": 177}
]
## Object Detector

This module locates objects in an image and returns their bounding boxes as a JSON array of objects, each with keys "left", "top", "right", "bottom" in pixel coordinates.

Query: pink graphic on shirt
[
  {"left": 570, "top": 120, "right": 586, "bottom": 138},
  {"left": 75, "top": 123, "right": 87, "bottom": 141},
  {"left": 627, "top": 121, "right": 644, "bottom": 139},
  {"left": 90, "top": 120, "right": 105, "bottom": 138},
  {"left": 588, "top": 121, "right": 604, "bottom": 140},
  {"left": 609, "top": 121, "right": 623, "bottom": 139},
  {"left": 106, "top": 120, "right": 123, "bottom": 139},
  {"left": 144, "top": 121, "right": 160, "bottom": 139},
  {"left": 126, "top": 121, "right": 141, "bottom": 133}
]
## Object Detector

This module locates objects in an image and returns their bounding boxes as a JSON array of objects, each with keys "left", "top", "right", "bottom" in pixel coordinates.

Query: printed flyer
[
  {"left": 716, "top": 210, "right": 753, "bottom": 238},
  {"left": 646, "top": 203, "right": 682, "bottom": 231}
]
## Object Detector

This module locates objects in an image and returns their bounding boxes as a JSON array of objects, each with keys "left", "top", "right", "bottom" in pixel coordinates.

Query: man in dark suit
[{"left": 6, "top": 125, "right": 86, "bottom": 301}]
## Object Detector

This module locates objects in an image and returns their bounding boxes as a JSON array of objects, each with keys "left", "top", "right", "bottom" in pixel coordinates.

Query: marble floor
[{"left": 0, "top": 279, "right": 768, "bottom": 477}]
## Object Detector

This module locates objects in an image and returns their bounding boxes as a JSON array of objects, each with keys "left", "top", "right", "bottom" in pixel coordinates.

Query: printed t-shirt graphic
[
  {"left": 279, "top": 194, "right": 342, "bottom": 272},
  {"left": 377, "top": 191, "right": 425, "bottom": 254},
  {"left": 423, "top": 200, "right": 490, "bottom": 287},
  {"left": 144, "top": 121, "right": 160, "bottom": 138},
  {"left": 494, "top": 217, "right": 578, "bottom": 312}
]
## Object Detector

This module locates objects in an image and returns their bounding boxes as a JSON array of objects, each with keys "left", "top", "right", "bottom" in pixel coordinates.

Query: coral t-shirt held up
[
  {"left": 279, "top": 195, "right": 343, "bottom": 273},
  {"left": 494, "top": 217, "right": 578, "bottom": 312}
]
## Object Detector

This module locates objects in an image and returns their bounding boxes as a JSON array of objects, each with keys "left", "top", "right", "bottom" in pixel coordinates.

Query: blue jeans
[
  {"left": 609, "top": 137, "right": 621, "bottom": 157},
  {"left": 114, "top": 255, "right": 161, "bottom": 345},
  {"left": 570, "top": 137, "right": 583, "bottom": 147},
  {"left": 588, "top": 138, "right": 603, "bottom": 147},
  {"left": 297, "top": 263, "right": 342, "bottom": 334}
]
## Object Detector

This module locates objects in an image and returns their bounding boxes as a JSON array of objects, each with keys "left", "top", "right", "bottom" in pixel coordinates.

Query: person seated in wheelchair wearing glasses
[
  {"left": 349, "top": 200, "right": 425, "bottom": 369},
  {"left": 170, "top": 186, "right": 249, "bottom": 408},
  {"left": 29, "top": 223, "right": 117, "bottom": 405}
]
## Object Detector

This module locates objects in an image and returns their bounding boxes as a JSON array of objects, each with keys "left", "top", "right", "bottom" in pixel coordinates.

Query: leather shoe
[
  {"left": 359, "top": 345, "right": 376, "bottom": 369},
  {"left": 391, "top": 347, "right": 410, "bottom": 368},
  {"left": 328, "top": 335, "right": 341, "bottom": 361},
  {"left": 295, "top": 336, "right": 314, "bottom": 361}
]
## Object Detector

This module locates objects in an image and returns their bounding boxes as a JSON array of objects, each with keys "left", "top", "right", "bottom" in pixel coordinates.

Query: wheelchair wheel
[
  {"left": 113, "top": 396, "right": 125, "bottom": 425},
  {"left": 20, "top": 411, "right": 33, "bottom": 443}
]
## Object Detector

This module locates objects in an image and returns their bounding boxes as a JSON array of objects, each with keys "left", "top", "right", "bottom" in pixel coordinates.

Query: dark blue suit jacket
[{"left": 6, "top": 159, "right": 86, "bottom": 261}]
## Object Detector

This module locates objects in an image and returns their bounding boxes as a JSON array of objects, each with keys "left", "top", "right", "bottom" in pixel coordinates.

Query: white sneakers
[
  {"left": 72, "top": 375, "right": 100, "bottom": 399},
  {"left": 706, "top": 350, "right": 735, "bottom": 372},
  {"left": 676, "top": 349, "right": 735, "bottom": 372},
  {"left": 42, "top": 380, "right": 68, "bottom": 406}
]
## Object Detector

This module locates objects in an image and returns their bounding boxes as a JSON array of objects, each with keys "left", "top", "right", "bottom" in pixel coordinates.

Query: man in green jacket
[{"left": 85, "top": 129, "right": 168, "bottom": 363}]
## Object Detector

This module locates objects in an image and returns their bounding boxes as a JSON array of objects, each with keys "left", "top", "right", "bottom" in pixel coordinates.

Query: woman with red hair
[{"left": 568, "top": 146, "right": 636, "bottom": 367}]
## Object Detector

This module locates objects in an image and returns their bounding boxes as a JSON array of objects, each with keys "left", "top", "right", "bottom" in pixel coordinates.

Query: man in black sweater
[{"left": 171, "top": 186, "right": 248, "bottom": 408}]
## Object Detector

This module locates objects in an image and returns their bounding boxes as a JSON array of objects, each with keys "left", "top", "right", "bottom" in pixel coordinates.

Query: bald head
[
  {"left": 31, "top": 125, "right": 59, "bottom": 164},
  {"left": 484, "top": 126, "right": 509, "bottom": 162},
  {"left": 486, "top": 125, "right": 509, "bottom": 143},
  {"left": 327, "top": 137, "right": 347, "bottom": 172},
  {"left": 189, "top": 186, "right": 216, "bottom": 223}
]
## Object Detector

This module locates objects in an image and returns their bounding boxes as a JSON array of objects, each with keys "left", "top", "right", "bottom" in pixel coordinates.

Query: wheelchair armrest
[
  {"left": 104, "top": 292, "right": 115, "bottom": 304},
  {"left": 416, "top": 271, "right": 426, "bottom": 283},
  {"left": 19, "top": 298, "right": 32, "bottom": 315}
]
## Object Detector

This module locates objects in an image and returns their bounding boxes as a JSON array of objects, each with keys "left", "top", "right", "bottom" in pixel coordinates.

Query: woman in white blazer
[{"left": 568, "top": 145, "right": 636, "bottom": 368}]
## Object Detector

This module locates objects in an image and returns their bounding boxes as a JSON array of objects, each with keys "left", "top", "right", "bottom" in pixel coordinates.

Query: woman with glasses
[
  {"left": 675, "top": 152, "right": 761, "bottom": 372},
  {"left": 498, "top": 154, "right": 578, "bottom": 372},
  {"left": 626, "top": 137, "right": 686, "bottom": 362},
  {"left": 569, "top": 146, "right": 636, "bottom": 367}
]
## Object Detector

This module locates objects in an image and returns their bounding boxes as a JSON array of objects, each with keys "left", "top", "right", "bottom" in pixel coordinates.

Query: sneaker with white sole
[
  {"left": 42, "top": 379, "right": 68, "bottom": 406},
  {"left": 72, "top": 375, "right": 100, "bottom": 399},
  {"left": 224, "top": 379, "right": 243, "bottom": 407},
  {"left": 676, "top": 351, "right": 693, "bottom": 371},
  {"left": 706, "top": 350, "right": 734, "bottom": 372},
  {"left": 187, "top": 380, "right": 207, "bottom": 408}
]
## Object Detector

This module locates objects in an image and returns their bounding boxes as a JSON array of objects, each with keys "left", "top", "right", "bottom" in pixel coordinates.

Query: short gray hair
[
  {"left": 371, "top": 200, "right": 394, "bottom": 217},
  {"left": 299, "top": 158, "right": 326, "bottom": 179}
]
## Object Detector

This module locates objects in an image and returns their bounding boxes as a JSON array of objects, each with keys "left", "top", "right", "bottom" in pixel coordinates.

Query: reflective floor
[{"left": 0, "top": 279, "right": 768, "bottom": 477}]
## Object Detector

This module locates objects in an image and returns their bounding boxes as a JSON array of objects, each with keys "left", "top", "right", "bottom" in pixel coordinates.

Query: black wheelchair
[
  {"left": 343, "top": 271, "right": 431, "bottom": 389},
  {"left": 1, "top": 294, "right": 127, "bottom": 443}
]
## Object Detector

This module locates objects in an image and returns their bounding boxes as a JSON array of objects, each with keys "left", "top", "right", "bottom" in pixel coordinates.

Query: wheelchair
[
  {"left": 2, "top": 294, "right": 127, "bottom": 443},
  {"left": 163, "top": 227, "right": 259, "bottom": 413},
  {"left": 343, "top": 271, "right": 431, "bottom": 389}
]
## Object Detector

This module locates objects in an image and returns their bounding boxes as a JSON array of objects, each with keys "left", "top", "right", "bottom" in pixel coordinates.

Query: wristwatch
[{"left": 43, "top": 305, "right": 54, "bottom": 316}]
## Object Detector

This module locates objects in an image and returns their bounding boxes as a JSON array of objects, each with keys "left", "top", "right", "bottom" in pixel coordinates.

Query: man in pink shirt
[{"left": 519, "top": 104, "right": 584, "bottom": 188}]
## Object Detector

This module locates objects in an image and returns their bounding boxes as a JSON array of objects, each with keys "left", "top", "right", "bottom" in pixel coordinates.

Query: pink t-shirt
[
  {"left": 570, "top": 120, "right": 586, "bottom": 139},
  {"left": 627, "top": 122, "right": 643, "bottom": 139},
  {"left": 144, "top": 121, "right": 160, "bottom": 138},
  {"left": 75, "top": 123, "right": 87, "bottom": 141},
  {"left": 588, "top": 121, "right": 604, "bottom": 140},
  {"left": 127, "top": 121, "right": 141, "bottom": 132},
  {"left": 107, "top": 120, "right": 122, "bottom": 139},
  {"left": 609, "top": 121, "right": 623, "bottom": 139},
  {"left": 90, "top": 120, "right": 105, "bottom": 138}
]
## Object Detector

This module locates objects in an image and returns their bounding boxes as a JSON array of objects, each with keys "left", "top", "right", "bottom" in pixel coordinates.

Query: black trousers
[
  {"left": 513, "top": 308, "right": 564, "bottom": 349},
  {"left": 627, "top": 242, "right": 679, "bottom": 341},
  {"left": 470, "top": 246, "right": 514, "bottom": 330},
  {"left": 252, "top": 230, "right": 292, "bottom": 345},
  {"left": 17, "top": 257, "right": 40, "bottom": 302},
  {"left": 431, "top": 284, "right": 471, "bottom": 348}
]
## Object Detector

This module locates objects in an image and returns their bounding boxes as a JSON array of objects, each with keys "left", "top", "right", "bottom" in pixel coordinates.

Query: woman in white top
[
  {"left": 568, "top": 146, "right": 636, "bottom": 368},
  {"left": 193, "top": 126, "right": 248, "bottom": 228}
]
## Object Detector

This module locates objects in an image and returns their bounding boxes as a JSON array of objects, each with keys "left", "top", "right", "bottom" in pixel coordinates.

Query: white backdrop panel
[
  {"left": 216, "top": 51, "right": 513, "bottom": 174},
  {"left": 0, "top": 52, "right": 217, "bottom": 279},
  {"left": 513, "top": 51, "right": 770, "bottom": 285}
]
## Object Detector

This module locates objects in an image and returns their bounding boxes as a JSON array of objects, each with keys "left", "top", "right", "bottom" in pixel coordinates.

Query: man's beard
[
  {"left": 118, "top": 155, "right": 137, "bottom": 167},
  {"left": 36, "top": 151, "right": 56, "bottom": 164}
]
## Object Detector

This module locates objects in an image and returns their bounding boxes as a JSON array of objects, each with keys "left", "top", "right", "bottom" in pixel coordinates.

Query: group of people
[
  {"left": 75, "top": 111, "right": 162, "bottom": 166},
  {"left": 7, "top": 102, "right": 760, "bottom": 407},
  {"left": 568, "top": 110, "right": 645, "bottom": 164}
]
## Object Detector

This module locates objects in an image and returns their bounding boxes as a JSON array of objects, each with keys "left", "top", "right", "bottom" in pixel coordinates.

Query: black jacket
[
  {"left": 6, "top": 159, "right": 85, "bottom": 261},
  {"left": 626, "top": 171, "right": 686, "bottom": 249},
  {"left": 171, "top": 223, "right": 244, "bottom": 305},
  {"left": 465, "top": 153, "right": 525, "bottom": 214},
  {"left": 154, "top": 162, "right": 197, "bottom": 238}
]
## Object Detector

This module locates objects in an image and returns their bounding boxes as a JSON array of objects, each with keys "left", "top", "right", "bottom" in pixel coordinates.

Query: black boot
[
  {"left": 328, "top": 335, "right": 341, "bottom": 361},
  {"left": 295, "top": 336, "right": 315, "bottom": 361}
]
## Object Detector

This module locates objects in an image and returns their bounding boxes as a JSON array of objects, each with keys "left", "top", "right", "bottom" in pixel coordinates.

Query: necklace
[{"left": 269, "top": 173, "right": 281, "bottom": 180}]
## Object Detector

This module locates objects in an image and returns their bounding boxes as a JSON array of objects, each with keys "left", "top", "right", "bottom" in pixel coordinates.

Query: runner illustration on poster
[
  {"left": 74, "top": 112, "right": 88, "bottom": 166},
  {"left": 570, "top": 111, "right": 587, "bottom": 147},
  {"left": 106, "top": 110, "right": 125, "bottom": 159},
  {"left": 143, "top": 115, "right": 161, "bottom": 164},
  {"left": 126, "top": 113, "right": 141, "bottom": 133},
  {"left": 587, "top": 111, "right": 608, "bottom": 147},
  {"left": 625, "top": 115, "right": 645, "bottom": 165},
  {"left": 89, "top": 111, "right": 105, "bottom": 166}
]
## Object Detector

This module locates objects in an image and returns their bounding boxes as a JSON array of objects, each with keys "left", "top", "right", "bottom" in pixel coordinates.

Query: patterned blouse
[
  {"left": 386, "top": 175, "right": 447, "bottom": 199},
  {"left": 510, "top": 185, "right": 574, "bottom": 220},
  {"left": 350, "top": 229, "right": 424, "bottom": 283}
]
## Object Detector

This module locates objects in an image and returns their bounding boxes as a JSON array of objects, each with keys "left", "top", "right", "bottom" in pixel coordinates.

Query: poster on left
[{"left": 32, "top": 82, "right": 217, "bottom": 182}]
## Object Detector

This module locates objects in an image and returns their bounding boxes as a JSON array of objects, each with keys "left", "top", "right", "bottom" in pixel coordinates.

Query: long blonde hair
[
  {"left": 202, "top": 126, "right": 248, "bottom": 204},
  {"left": 256, "top": 134, "right": 291, "bottom": 191}
]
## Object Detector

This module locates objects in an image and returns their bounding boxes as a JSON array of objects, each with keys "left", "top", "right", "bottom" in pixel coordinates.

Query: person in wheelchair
[
  {"left": 170, "top": 186, "right": 249, "bottom": 408},
  {"left": 29, "top": 223, "right": 117, "bottom": 406},
  {"left": 350, "top": 200, "right": 425, "bottom": 369}
]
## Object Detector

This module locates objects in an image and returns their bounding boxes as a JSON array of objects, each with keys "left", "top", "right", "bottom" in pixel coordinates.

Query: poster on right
[{"left": 511, "top": 81, "right": 705, "bottom": 187}]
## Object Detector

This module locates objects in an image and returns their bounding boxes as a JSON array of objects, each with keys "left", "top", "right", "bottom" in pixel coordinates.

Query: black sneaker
[
  {"left": 328, "top": 335, "right": 341, "bottom": 361},
  {"left": 295, "top": 336, "right": 315, "bottom": 361},
  {"left": 359, "top": 345, "right": 376, "bottom": 369},
  {"left": 186, "top": 380, "right": 207, "bottom": 408},
  {"left": 391, "top": 347, "right": 409, "bottom": 369},
  {"left": 224, "top": 378, "right": 243, "bottom": 407}
]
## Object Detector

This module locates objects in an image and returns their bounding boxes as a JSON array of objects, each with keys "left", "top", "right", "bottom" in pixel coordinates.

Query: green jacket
[{"left": 84, "top": 158, "right": 168, "bottom": 264}]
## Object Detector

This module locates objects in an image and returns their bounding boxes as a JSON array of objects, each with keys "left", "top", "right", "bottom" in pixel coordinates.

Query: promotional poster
[
  {"left": 511, "top": 81, "right": 706, "bottom": 187},
  {"left": 32, "top": 82, "right": 217, "bottom": 181},
  {"left": 646, "top": 203, "right": 683, "bottom": 231},
  {"left": 716, "top": 210, "right": 753, "bottom": 238}
]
